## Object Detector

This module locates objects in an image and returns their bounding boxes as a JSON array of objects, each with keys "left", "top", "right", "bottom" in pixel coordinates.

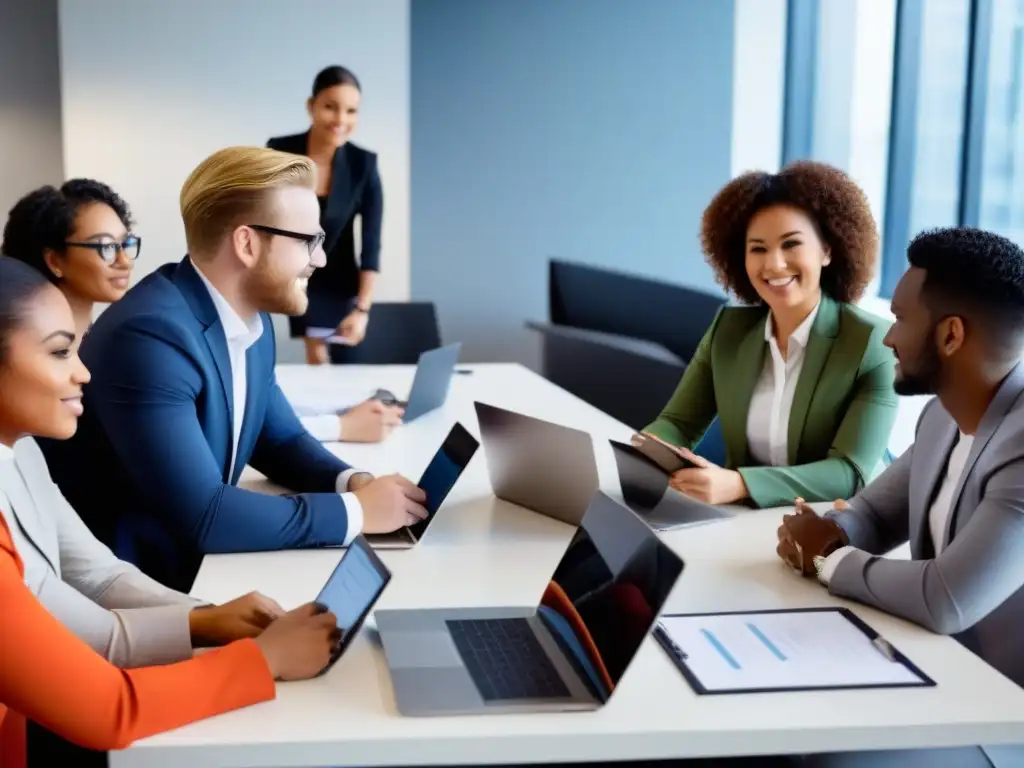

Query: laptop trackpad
[{"left": 388, "top": 631, "right": 462, "bottom": 669}]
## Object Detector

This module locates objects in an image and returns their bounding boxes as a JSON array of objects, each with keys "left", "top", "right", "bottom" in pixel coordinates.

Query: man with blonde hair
[{"left": 43, "top": 147, "right": 426, "bottom": 592}]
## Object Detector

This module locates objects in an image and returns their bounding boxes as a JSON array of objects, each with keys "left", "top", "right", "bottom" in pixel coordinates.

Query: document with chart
[{"left": 655, "top": 608, "right": 934, "bottom": 695}]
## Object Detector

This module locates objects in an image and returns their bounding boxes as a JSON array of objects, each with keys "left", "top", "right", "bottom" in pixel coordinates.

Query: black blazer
[{"left": 267, "top": 131, "right": 383, "bottom": 331}]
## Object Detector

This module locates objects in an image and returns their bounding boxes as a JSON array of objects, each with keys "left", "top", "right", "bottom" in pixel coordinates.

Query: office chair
[{"left": 329, "top": 302, "right": 442, "bottom": 365}]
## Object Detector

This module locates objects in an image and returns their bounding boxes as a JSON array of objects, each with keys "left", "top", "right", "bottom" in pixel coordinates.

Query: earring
[{"left": 53, "top": 270, "right": 62, "bottom": 278}]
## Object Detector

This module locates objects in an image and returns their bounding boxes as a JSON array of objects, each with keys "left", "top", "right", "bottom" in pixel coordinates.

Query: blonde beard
[{"left": 244, "top": 257, "right": 309, "bottom": 316}]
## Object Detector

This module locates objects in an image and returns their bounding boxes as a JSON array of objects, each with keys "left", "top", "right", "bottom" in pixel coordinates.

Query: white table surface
[{"left": 111, "top": 363, "right": 1024, "bottom": 767}]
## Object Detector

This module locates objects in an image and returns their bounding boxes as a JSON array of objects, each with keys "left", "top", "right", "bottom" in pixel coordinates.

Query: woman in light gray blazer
[{"left": 0, "top": 438, "right": 284, "bottom": 667}]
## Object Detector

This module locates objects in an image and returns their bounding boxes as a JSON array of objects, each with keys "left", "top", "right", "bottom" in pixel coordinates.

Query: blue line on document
[
  {"left": 701, "top": 629, "right": 740, "bottom": 670},
  {"left": 746, "top": 622, "right": 787, "bottom": 661}
]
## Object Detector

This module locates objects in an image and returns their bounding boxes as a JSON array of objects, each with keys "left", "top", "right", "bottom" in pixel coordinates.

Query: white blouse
[{"left": 744, "top": 302, "right": 821, "bottom": 467}]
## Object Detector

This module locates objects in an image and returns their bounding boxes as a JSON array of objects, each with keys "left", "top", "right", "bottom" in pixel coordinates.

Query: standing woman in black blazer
[{"left": 268, "top": 65, "right": 382, "bottom": 365}]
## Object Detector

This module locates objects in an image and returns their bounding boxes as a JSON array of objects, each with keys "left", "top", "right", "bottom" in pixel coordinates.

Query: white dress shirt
[
  {"left": 745, "top": 302, "right": 821, "bottom": 467},
  {"left": 192, "top": 263, "right": 364, "bottom": 539},
  {"left": 300, "top": 413, "right": 343, "bottom": 442},
  {"left": 819, "top": 431, "right": 974, "bottom": 584}
]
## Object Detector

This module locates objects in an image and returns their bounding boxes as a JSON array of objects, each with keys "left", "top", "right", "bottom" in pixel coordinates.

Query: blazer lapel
[
  {"left": 0, "top": 449, "right": 60, "bottom": 573},
  {"left": 942, "top": 363, "right": 1024, "bottom": 548},
  {"left": 911, "top": 421, "right": 957, "bottom": 558},
  {"left": 720, "top": 319, "right": 769, "bottom": 467},
  {"left": 324, "top": 145, "right": 355, "bottom": 254},
  {"left": 233, "top": 332, "right": 266, "bottom": 484},
  {"left": 173, "top": 259, "right": 234, "bottom": 432},
  {"left": 786, "top": 297, "right": 840, "bottom": 464}
]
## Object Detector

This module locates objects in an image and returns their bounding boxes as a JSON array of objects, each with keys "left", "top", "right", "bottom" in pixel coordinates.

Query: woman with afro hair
[{"left": 640, "top": 160, "right": 897, "bottom": 509}]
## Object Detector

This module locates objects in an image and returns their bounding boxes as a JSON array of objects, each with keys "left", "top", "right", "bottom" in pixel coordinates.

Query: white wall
[{"left": 58, "top": 0, "right": 410, "bottom": 361}]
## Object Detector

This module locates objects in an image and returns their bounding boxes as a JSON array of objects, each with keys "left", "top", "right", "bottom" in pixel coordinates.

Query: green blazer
[{"left": 644, "top": 295, "right": 897, "bottom": 508}]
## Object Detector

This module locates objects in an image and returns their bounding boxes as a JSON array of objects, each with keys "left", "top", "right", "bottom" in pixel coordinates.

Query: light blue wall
[{"left": 411, "top": 0, "right": 736, "bottom": 366}]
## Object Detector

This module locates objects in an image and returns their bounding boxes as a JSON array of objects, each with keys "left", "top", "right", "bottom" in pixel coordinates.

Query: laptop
[
  {"left": 474, "top": 401, "right": 600, "bottom": 526},
  {"left": 366, "top": 422, "right": 479, "bottom": 549},
  {"left": 373, "top": 342, "right": 462, "bottom": 422},
  {"left": 313, "top": 534, "right": 392, "bottom": 675},
  {"left": 376, "top": 492, "right": 684, "bottom": 715},
  {"left": 609, "top": 439, "right": 734, "bottom": 530}
]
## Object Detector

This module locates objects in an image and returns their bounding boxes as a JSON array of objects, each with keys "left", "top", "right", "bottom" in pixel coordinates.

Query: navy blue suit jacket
[{"left": 42, "top": 258, "right": 354, "bottom": 591}]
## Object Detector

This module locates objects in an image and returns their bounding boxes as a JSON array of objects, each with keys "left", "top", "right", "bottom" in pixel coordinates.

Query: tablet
[
  {"left": 313, "top": 535, "right": 392, "bottom": 674},
  {"left": 630, "top": 433, "right": 693, "bottom": 473}
]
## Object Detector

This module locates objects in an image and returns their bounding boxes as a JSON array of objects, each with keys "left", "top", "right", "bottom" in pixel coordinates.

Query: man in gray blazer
[
  {"left": 0, "top": 437, "right": 286, "bottom": 667},
  {"left": 778, "top": 228, "right": 1024, "bottom": 768}
]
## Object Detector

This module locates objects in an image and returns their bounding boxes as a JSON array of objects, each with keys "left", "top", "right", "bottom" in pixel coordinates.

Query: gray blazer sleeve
[
  {"left": 33, "top": 567, "right": 196, "bottom": 668},
  {"left": 826, "top": 446, "right": 914, "bottom": 554},
  {"left": 15, "top": 439, "right": 200, "bottom": 666},
  {"left": 52, "top": 482, "right": 200, "bottom": 610},
  {"left": 828, "top": 456, "right": 1024, "bottom": 635}
]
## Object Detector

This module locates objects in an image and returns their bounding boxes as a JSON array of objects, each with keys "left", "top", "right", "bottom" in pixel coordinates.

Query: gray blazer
[
  {"left": 828, "top": 362, "right": 1024, "bottom": 691},
  {"left": 0, "top": 438, "right": 201, "bottom": 668}
]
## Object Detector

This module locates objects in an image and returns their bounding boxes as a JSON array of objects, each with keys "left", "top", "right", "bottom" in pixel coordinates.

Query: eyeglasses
[
  {"left": 65, "top": 235, "right": 142, "bottom": 263},
  {"left": 248, "top": 224, "right": 326, "bottom": 257}
]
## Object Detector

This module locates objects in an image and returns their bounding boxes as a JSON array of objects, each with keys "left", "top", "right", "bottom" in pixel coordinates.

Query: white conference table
[{"left": 111, "top": 363, "right": 1024, "bottom": 767}]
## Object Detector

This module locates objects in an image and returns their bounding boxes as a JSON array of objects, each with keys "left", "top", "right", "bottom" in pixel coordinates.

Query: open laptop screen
[
  {"left": 538, "top": 493, "right": 683, "bottom": 700},
  {"left": 408, "top": 422, "right": 479, "bottom": 540}
]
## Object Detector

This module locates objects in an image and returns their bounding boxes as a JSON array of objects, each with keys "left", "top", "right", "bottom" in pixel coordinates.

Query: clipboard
[{"left": 654, "top": 607, "right": 936, "bottom": 696}]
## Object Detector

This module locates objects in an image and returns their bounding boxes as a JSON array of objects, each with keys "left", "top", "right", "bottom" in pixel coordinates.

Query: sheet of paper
[{"left": 659, "top": 610, "right": 925, "bottom": 692}]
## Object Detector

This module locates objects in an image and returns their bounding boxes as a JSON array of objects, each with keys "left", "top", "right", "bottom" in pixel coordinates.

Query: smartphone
[{"left": 630, "top": 433, "right": 693, "bottom": 474}]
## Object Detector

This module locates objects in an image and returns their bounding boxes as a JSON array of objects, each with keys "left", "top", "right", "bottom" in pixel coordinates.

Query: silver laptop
[
  {"left": 609, "top": 439, "right": 735, "bottom": 531},
  {"left": 366, "top": 422, "right": 479, "bottom": 549},
  {"left": 474, "top": 401, "right": 600, "bottom": 526},
  {"left": 376, "top": 492, "right": 684, "bottom": 715},
  {"left": 373, "top": 342, "right": 462, "bottom": 422}
]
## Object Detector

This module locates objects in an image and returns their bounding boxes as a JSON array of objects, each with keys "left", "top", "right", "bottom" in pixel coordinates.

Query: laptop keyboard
[{"left": 446, "top": 618, "right": 571, "bottom": 701}]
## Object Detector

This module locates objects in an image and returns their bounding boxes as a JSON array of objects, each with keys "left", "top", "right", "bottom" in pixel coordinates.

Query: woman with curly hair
[
  {"left": 1, "top": 179, "right": 139, "bottom": 338},
  {"left": 640, "top": 160, "right": 897, "bottom": 509}
]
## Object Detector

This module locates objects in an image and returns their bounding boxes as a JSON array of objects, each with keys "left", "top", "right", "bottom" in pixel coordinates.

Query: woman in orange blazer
[{"left": 0, "top": 257, "right": 341, "bottom": 766}]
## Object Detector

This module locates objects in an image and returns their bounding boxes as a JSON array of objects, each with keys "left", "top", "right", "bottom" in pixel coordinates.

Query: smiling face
[
  {"left": 745, "top": 204, "right": 831, "bottom": 314},
  {"left": 46, "top": 202, "right": 136, "bottom": 304},
  {"left": 0, "top": 284, "right": 91, "bottom": 446},
  {"left": 307, "top": 83, "right": 361, "bottom": 148},
  {"left": 242, "top": 186, "right": 327, "bottom": 316}
]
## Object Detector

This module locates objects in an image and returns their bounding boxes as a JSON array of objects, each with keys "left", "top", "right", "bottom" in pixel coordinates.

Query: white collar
[
  {"left": 765, "top": 300, "right": 821, "bottom": 351},
  {"left": 190, "top": 259, "right": 263, "bottom": 348}
]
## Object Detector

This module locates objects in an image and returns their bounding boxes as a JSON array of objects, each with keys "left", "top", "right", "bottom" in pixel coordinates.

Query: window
[
  {"left": 978, "top": 0, "right": 1024, "bottom": 246},
  {"left": 881, "top": 0, "right": 1023, "bottom": 296},
  {"left": 880, "top": 0, "right": 972, "bottom": 296},
  {"left": 782, "top": 0, "right": 897, "bottom": 298}
]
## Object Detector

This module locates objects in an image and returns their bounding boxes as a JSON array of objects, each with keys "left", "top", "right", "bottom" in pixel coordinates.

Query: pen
[{"left": 871, "top": 636, "right": 897, "bottom": 662}]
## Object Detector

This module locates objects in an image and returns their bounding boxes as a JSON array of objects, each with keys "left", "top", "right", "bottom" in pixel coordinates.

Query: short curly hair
[
  {"left": 908, "top": 227, "right": 1024, "bottom": 352},
  {"left": 1, "top": 179, "right": 133, "bottom": 284},
  {"left": 700, "top": 160, "right": 878, "bottom": 304}
]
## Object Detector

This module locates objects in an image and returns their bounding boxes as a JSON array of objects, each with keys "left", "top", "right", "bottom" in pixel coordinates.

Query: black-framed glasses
[
  {"left": 248, "top": 224, "right": 325, "bottom": 256},
  {"left": 65, "top": 235, "right": 142, "bottom": 263}
]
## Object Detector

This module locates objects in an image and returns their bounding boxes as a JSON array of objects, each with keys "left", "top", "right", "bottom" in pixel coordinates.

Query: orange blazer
[{"left": 0, "top": 513, "right": 275, "bottom": 766}]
